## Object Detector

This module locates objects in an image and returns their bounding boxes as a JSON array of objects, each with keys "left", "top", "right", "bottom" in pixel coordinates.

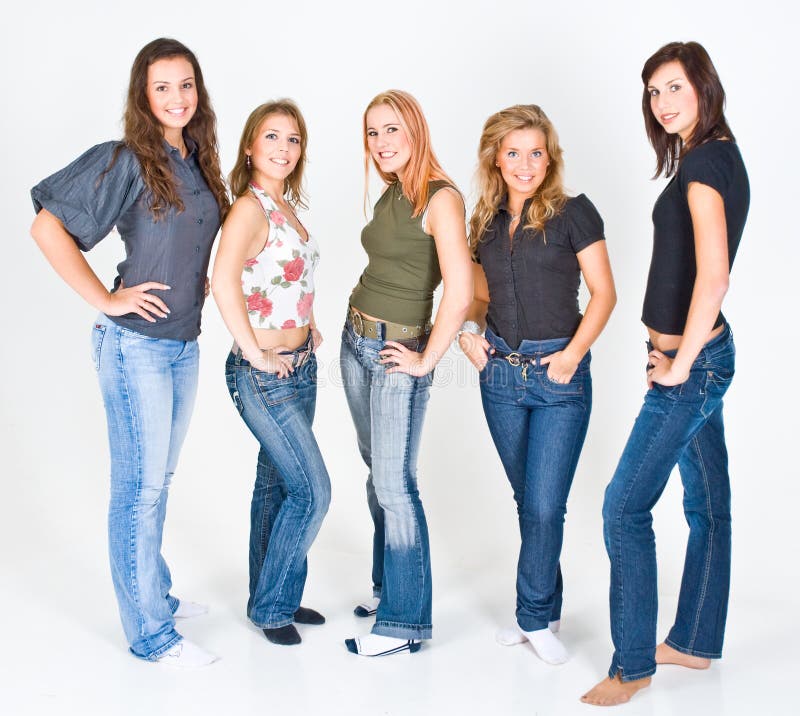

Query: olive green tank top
[{"left": 349, "top": 180, "right": 453, "bottom": 325}]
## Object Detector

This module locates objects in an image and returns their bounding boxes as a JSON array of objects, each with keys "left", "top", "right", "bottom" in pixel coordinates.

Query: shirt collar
[
  {"left": 163, "top": 135, "right": 198, "bottom": 159},
  {"left": 498, "top": 195, "right": 532, "bottom": 215}
]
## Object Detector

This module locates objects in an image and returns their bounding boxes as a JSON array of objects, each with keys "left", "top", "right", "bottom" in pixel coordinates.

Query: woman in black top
[
  {"left": 30, "top": 38, "right": 229, "bottom": 668},
  {"left": 582, "top": 41, "right": 750, "bottom": 706},
  {"left": 459, "top": 104, "right": 616, "bottom": 665}
]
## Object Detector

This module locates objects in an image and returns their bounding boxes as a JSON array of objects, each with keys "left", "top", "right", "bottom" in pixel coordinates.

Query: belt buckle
[
  {"left": 351, "top": 310, "right": 364, "bottom": 336},
  {"left": 505, "top": 352, "right": 521, "bottom": 367}
]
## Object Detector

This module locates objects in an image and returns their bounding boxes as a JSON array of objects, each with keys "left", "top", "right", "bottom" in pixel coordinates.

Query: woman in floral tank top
[{"left": 211, "top": 100, "right": 330, "bottom": 647}]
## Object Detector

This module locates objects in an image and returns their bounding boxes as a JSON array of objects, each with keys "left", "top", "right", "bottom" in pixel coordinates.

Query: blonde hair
[
  {"left": 469, "top": 104, "right": 566, "bottom": 253},
  {"left": 229, "top": 99, "right": 308, "bottom": 208},
  {"left": 363, "top": 89, "right": 456, "bottom": 217}
]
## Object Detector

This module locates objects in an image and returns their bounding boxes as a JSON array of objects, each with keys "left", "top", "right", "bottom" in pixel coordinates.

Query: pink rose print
[
  {"left": 296, "top": 292, "right": 314, "bottom": 319},
  {"left": 246, "top": 291, "right": 273, "bottom": 318},
  {"left": 283, "top": 257, "right": 305, "bottom": 282},
  {"left": 281, "top": 319, "right": 297, "bottom": 329},
  {"left": 269, "top": 210, "right": 286, "bottom": 227},
  {"left": 244, "top": 258, "right": 258, "bottom": 267}
]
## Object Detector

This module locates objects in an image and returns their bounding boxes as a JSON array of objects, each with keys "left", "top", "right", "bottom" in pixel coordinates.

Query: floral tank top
[{"left": 242, "top": 183, "right": 320, "bottom": 330}]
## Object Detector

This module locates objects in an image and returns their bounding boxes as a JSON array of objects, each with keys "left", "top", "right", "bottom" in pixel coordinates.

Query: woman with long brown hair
[
  {"left": 30, "top": 38, "right": 229, "bottom": 668},
  {"left": 341, "top": 89, "right": 472, "bottom": 656},
  {"left": 582, "top": 41, "right": 749, "bottom": 706},
  {"left": 460, "top": 104, "right": 615, "bottom": 665},
  {"left": 211, "top": 100, "right": 330, "bottom": 647}
]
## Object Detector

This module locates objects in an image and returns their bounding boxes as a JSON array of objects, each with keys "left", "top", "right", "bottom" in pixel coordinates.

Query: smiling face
[
  {"left": 146, "top": 56, "right": 198, "bottom": 146},
  {"left": 496, "top": 128, "right": 549, "bottom": 205},
  {"left": 647, "top": 60, "right": 700, "bottom": 142},
  {"left": 246, "top": 113, "right": 302, "bottom": 192},
  {"left": 365, "top": 103, "right": 412, "bottom": 181}
]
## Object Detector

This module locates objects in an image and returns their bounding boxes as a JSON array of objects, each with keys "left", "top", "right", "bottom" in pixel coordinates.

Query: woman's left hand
[
  {"left": 310, "top": 326, "right": 323, "bottom": 351},
  {"left": 380, "top": 340, "right": 434, "bottom": 376},
  {"left": 647, "top": 350, "right": 689, "bottom": 388},
  {"left": 541, "top": 350, "right": 579, "bottom": 384}
]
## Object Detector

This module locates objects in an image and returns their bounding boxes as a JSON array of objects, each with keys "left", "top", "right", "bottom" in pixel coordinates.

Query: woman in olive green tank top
[{"left": 340, "top": 90, "right": 473, "bottom": 657}]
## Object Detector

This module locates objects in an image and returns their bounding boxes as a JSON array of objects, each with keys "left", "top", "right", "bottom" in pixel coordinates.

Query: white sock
[
  {"left": 495, "top": 620, "right": 560, "bottom": 646},
  {"left": 345, "top": 634, "right": 420, "bottom": 657},
  {"left": 173, "top": 600, "right": 209, "bottom": 619},
  {"left": 521, "top": 627, "right": 569, "bottom": 665},
  {"left": 157, "top": 639, "right": 217, "bottom": 668},
  {"left": 353, "top": 596, "right": 380, "bottom": 617}
]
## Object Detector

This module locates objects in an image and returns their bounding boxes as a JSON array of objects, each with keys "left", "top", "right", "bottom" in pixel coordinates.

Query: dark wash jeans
[
  {"left": 479, "top": 328, "right": 592, "bottom": 631},
  {"left": 340, "top": 317, "right": 434, "bottom": 640},
  {"left": 225, "top": 349, "right": 331, "bottom": 629},
  {"left": 602, "top": 324, "right": 735, "bottom": 681}
]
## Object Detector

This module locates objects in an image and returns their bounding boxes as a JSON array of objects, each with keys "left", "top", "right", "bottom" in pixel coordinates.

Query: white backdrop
[{"left": 1, "top": 0, "right": 797, "bottom": 701}]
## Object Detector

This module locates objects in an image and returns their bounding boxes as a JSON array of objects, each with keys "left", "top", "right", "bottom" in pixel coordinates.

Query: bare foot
[
  {"left": 580, "top": 673, "right": 651, "bottom": 706},
  {"left": 655, "top": 642, "right": 710, "bottom": 669}
]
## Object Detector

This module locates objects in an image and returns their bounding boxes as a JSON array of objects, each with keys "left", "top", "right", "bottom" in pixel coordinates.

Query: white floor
[{"left": 2, "top": 532, "right": 796, "bottom": 716}]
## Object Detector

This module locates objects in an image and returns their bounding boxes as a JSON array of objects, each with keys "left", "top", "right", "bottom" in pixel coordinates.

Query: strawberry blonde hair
[{"left": 363, "top": 89, "right": 456, "bottom": 217}]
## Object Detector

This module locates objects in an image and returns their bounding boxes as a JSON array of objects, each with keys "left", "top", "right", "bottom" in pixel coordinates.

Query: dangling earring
[{"left": 246, "top": 155, "right": 251, "bottom": 168}]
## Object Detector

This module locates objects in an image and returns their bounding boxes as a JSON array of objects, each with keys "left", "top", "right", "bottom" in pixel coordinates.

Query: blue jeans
[
  {"left": 479, "top": 328, "right": 592, "bottom": 631},
  {"left": 92, "top": 315, "right": 197, "bottom": 660},
  {"left": 602, "top": 325, "right": 735, "bottom": 681},
  {"left": 225, "top": 346, "right": 330, "bottom": 628},
  {"left": 340, "top": 317, "right": 434, "bottom": 640}
]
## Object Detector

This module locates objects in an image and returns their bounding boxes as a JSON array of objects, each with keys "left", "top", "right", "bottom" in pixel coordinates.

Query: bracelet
[{"left": 457, "top": 320, "right": 482, "bottom": 339}]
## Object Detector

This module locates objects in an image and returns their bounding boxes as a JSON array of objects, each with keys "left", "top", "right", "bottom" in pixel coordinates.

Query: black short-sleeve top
[
  {"left": 31, "top": 139, "right": 221, "bottom": 341},
  {"left": 642, "top": 140, "right": 750, "bottom": 335},
  {"left": 476, "top": 194, "right": 605, "bottom": 348}
]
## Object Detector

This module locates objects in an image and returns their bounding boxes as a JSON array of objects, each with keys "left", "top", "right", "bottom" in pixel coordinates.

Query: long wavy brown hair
[
  {"left": 228, "top": 100, "right": 309, "bottom": 208},
  {"left": 363, "top": 90, "right": 456, "bottom": 217},
  {"left": 642, "top": 41, "right": 735, "bottom": 178},
  {"left": 113, "top": 38, "right": 229, "bottom": 220},
  {"left": 469, "top": 104, "right": 565, "bottom": 253}
]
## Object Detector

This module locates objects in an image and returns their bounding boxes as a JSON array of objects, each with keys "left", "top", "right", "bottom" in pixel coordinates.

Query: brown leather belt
[
  {"left": 232, "top": 334, "right": 313, "bottom": 368},
  {"left": 348, "top": 306, "right": 431, "bottom": 341}
]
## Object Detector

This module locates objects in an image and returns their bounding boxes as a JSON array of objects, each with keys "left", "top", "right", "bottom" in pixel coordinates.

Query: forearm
[
  {"left": 563, "top": 288, "right": 616, "bottom": 362},
  {"left": 31, "top": 211, "right": 111, "bottom": 312},
  {"left": 421, "top": 289, "right": 472, "bottom": 368},
  {"left": 463, "top": 298, "right": 489, "bottom": 330},
  {"left": 672, "top": 277, "right": 728, "bottom": 375},
  {"left": 211, "top": 278, "right": 262, "bottom": 360}
]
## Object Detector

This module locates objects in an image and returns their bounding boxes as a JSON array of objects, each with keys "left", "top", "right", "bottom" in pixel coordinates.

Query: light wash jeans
[
  {"left": 225, "top": 346, "right": 330, "bottom": 628},
  {"left": 479, "top": 328, "right": 592, "bottom": 631},
  {"left": 602, "top": 324, "right": 735, "bottom": 681},
  {"left": 92, "top": 315, "right": 197, "bottom": 660},
  {"left": 340, "top": 317, "right": 434, "bottom": 640}
]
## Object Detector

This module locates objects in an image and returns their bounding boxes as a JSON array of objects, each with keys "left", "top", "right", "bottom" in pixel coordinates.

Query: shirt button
[
  {"left": 195, "top": 272, "right": 200, "bottom": 278},
  {"left": 196, "top": 218, "right": 203, "bottom": 225},
  {"left": 194, "top": 301, "right": 199, "bottom": 307},
  {"left": 195, "top": 246, "right": 200, "bottom": 253}
]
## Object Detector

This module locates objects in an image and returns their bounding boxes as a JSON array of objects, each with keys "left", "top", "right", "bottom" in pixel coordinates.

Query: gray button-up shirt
[{"left": 31, "top": 139, "right": 221, "bottom": 340}]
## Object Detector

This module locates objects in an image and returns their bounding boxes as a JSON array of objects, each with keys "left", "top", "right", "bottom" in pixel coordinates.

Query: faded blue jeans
[
  {"left": 602, "top": 324, "right": 735, "bottom": 681},
  {"left": 93, "top": 315, "right": 197, "bottom": 660},
  {"left": 340, "top": 317, "right": 434, "bottom": 640},
  {"left": 480, "top": 328, "right": 592, "bottom": 631},
  {"left": 225, "top": 346, "right": 331, "bottom": 629}
]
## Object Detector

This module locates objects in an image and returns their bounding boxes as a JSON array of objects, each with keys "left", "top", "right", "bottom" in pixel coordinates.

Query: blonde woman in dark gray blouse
[{"left": 460, "top": 104, "right": 615, "bottom": 666}]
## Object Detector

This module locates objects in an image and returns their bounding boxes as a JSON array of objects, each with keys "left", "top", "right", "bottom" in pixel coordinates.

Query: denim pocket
[
  {"left": 541, "top": 369, "right": 585, "bottom": 395},
  {"left": 705, "top": 363, "right": 734, "bottom": 390},
  {"left": 91, "top": 323, "right": 106, "bottom": 371},
  {"left": 117, "top": 325, "right": 160, "bottom": 341},
  {"left": 252, "top": 370, "right": 298, "bottom": 406}
]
